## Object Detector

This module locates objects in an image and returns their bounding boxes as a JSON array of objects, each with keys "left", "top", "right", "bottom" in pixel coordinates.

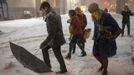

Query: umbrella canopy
[{"left": 9, "top": 42, "right": 51, "bottom": 73}]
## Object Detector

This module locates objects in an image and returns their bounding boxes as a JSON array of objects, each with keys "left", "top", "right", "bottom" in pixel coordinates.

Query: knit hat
[{"left": 88, "top": 3, "right": 99, "bottom": 13}]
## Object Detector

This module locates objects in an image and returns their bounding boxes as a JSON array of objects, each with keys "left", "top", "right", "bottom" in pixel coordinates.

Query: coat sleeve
[
  {"left": 121, "top": 11, "right": 125, "bottom": 15},
  {"left": 105, "top": 14, "right": 121, "bottom": 34},
  {"left": 40, "top": 15, "right": 58, "bottom": 49},
  {"left": 128, "top": 10, "right": 133, "bottom": 16},
  {"left": 46, "top": 15, "right": 58, "bottom": 41},
  {"left": 81, "top": 14, "right": 87, "bottom": 30},
  {"left": 83, "top": 14, "right": 87, "bottom": 27}
]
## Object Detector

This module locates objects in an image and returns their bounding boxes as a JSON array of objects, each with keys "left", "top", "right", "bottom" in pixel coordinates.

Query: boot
[
  {"left": 56, "top": 69, "right": 67, "bottom": 74},
  {"left": 65, "top": 54, "right": 71, "bottom": 59},
  {"left": 102, "top": 70, "right": 107, "bottom": 75},
  {"left": 80, "top": 52, "right": 87, "bottom": 57}
]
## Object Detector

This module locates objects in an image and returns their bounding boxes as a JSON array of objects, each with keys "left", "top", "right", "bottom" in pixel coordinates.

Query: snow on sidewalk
[{"left": 0, "top": 13, "right": 134, "bottom": 75}]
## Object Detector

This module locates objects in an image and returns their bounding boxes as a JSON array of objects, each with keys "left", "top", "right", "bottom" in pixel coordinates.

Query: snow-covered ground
[{"left": 0, "top": 12, "right": 134, "bottom": 75}]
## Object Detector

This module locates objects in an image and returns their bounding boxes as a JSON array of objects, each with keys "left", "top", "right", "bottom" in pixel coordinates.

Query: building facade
[
  {"left": 7, "top": 0, "right": 37, "bottom": 19},
  {"left": 0, "top": 0, "right": 8, "bottom": 20},
  {"left": 0, "top": 0, "right": 133, "bottom": 20}
]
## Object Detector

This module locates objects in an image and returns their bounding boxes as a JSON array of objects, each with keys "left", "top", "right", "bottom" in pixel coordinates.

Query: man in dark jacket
[
  {"left": 40, "top": 2, "right": 67, "bottom": 74},
  {"left": 121, "top": 5, "right": 132, "bottom": 36}
]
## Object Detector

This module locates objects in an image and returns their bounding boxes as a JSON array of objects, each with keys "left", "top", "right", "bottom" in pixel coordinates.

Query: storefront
[{"left": 1, "top": 0, "right": 133, "bottom": 20}]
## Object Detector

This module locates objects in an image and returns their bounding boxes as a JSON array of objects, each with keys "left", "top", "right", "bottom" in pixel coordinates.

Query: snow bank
[{"left": 0, "top": 12, "right": 134, "bottom": 75}]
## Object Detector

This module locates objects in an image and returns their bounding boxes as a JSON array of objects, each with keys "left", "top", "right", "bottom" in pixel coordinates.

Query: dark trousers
[
  {"left": 72, "top": 43, "right": 85, "bottom": 53},
  {"left": 68, "top": 35, "right": 86, "bottom": 56},
  {"left": 122, "top": 22, "right": 130, "bottom": 36},
  {"left": 42, "top": 46, "right": 67, "bottom": 71}
]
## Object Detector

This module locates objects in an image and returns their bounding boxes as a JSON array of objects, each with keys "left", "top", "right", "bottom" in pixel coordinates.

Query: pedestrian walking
[
  {"left": 40, "top": 1, "right": 67, "bottom": 74},
  {"left": 121, "top": 5, "right": 132, "bottom": 37},
  {"left": 65, "top": 10, "right": 87, "bottom": 59},
  {"left": 88, "top": 3, "right": 121, "bottom": 75},
  {"left": 70, "top": 7, "right": 87, "bottom": 54}
]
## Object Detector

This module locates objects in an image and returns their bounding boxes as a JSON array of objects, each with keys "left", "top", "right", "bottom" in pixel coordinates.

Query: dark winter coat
[
  {"left": 121, "top": 10, "right": 132, "bottom": 23},
  {"left": 93, "top": 12, "right": 119, "bottom": 57},
  {"left": 40, "top": 9, "right": 65, "bottom": 49}
]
